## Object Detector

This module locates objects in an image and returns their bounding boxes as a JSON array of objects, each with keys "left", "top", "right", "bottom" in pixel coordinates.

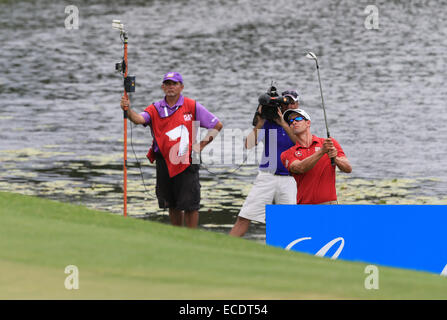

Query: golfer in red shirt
[{"left": 280, "top": 108, "right": 352, "bottom": 204}]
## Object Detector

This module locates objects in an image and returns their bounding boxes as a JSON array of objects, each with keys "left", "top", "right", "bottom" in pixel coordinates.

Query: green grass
[{"left": 0, "top": 191, "right": 446, "bottom": 299}]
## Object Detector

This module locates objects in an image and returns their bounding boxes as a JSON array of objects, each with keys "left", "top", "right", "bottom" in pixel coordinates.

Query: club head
[
  {"left": 112, "top": 20, "right": 124, "bottom": 32},
  {"left": 306, "top": 51, "right": 318, "bottom": 61}
]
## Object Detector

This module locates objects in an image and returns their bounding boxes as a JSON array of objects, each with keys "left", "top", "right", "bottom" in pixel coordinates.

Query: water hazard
[{"left": 1, "top": 0, "right": 446, "bottom": 241}]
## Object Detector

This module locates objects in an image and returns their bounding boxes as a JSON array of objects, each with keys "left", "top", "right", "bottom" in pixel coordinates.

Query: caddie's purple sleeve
[
  {"left": 139, "top": 111, "right": 151, "bottom": 126},
  {"left": 195, "top": 102, "right": 220, "bottom": 129}
]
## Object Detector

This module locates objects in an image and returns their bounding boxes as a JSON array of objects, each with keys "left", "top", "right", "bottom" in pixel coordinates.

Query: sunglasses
[{"left": 288, "top": 116, "right": 305, "bottom": 124}]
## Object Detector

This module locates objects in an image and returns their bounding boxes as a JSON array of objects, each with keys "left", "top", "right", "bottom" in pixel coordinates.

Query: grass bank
[{"left": 0, "top": 191, "right": 446, "bottom": 299}]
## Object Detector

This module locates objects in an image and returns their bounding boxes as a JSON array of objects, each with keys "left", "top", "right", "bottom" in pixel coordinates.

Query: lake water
[{"left": 1, "top": 0, "right": 446, "bottom": 241}]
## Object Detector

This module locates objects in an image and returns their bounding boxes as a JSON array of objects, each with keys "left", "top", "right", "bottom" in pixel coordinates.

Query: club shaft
[
  {"left": 315, "top": 62, "right": 330, "bottom": 138},
  {"left": 313, "top": 60, "right": 335, "bottom": 166}
]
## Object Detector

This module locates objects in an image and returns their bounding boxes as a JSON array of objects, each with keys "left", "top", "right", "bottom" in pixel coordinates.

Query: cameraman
[{"left": 229, "top": 89, "right": 300, "bottom": 237}]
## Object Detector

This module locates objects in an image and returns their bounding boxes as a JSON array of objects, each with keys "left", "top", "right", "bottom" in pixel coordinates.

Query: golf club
[{"left": 306, "top": 51, "right": 335, "bottom": 166}]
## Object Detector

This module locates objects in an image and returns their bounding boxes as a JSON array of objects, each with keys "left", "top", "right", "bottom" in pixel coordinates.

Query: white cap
[{"left": 283, "top": 108, "right": 311, "bottom": 122}]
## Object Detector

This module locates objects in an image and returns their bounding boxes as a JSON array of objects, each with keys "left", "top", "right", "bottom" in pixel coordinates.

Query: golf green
[{"left": 0, "top": 192, "right": 446, "bottom": 299}]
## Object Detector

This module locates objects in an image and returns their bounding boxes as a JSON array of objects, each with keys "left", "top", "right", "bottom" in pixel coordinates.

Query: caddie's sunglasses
[{"left": 288, "top": 116, "right": 305, "bottom": 124}]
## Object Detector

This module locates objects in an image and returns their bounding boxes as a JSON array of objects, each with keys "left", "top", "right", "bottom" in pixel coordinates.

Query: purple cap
[{"left": 162, "top": 72, "right": 183, "bottom": 83}]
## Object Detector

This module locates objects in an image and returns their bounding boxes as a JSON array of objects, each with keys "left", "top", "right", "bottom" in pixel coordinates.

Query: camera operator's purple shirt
[
  {"left": 257, "top": 121, "right": 294, "bottom": 176},
  {"left": 139, "top": 95, "right": 220, "bottom": 152}
]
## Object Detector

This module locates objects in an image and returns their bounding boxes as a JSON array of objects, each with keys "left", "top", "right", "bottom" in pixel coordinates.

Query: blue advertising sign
[{"left": 266, "top": 205, "right": 447, "bottom": 275}]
